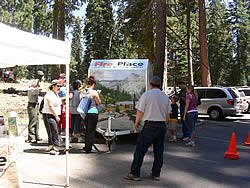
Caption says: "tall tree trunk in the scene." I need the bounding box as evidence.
[155,0,167,89]
[186,0,194,85]
[199,0,211,86]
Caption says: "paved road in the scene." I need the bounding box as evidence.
[20,114,250,188]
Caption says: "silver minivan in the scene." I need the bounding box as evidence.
[196,87,242,120]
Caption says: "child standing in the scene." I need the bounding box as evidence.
[168,96,179,142]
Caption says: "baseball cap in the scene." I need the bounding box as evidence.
[76,80,82,85]
[50,80,60,87]
[150,76,161,86]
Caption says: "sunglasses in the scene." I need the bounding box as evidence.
[53,84,61,88]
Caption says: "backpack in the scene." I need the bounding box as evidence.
[39,98,44,113]
[197,97,201,106]
[77,90,92,119]
[196,94,201,106]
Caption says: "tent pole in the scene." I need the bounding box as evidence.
[65,63,70,187]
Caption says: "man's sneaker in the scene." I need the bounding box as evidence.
[124,173,141,181]
[182,137,190,142]
[150,173,160,181]
[185,141,195,147]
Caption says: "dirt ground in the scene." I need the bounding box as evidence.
[0,80,48,125]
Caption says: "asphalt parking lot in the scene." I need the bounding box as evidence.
[20,114,250,188]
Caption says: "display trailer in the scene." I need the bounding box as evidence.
[88,59,152,151]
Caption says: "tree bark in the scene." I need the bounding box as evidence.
[155,0,167,90]
[186,0,194,85]
[199,0,211,87]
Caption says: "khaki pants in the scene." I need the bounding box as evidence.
[27,102,39,141]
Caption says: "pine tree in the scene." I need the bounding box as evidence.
[0,0,34,32]
[227,0,249,85]
[70,18,85,82]
[83,0,114,66]
[124,0,155,63]
[207,0,234,86]
[109,1,138,59]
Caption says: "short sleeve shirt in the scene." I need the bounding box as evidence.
[70,90,81,114]
[28,79,40,103]
[42,91,62,115]
[186,94,198,112]
[136,88,172,122]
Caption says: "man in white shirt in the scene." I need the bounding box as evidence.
[124,76,171,181]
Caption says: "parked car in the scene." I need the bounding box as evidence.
[230,87,249,113]
[238,87,250,112]
[195,87,242,120]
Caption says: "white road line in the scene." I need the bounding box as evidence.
[168,153,218,164]
[196,136,229,144]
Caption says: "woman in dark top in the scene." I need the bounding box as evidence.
[82,76,101,153]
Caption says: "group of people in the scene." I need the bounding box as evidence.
[168,81,199,147]
[27,72,198,180]
[26,72,101,155]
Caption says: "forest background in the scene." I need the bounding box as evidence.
[0,0,249,88]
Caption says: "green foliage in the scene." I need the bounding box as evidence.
[226,0,249,86]
[83,0,114,66]
[0,0,34,32]
[96,82,132,104]
[123,0,155,62]
[70,18,86,82]
[207,0,234,86]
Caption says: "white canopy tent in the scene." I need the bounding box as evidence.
[0,22,71,187]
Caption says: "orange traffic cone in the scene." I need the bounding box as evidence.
[224,133,240,160]
[244,132,250,146]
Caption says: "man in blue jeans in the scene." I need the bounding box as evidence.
[124,76,171,181]
[177,81,190,140]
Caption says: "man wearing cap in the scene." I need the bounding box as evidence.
[124,76,172,181]
[26,71,44,143]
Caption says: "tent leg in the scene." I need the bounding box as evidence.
[65,64,70,187]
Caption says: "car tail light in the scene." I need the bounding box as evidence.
[227,99,234,105]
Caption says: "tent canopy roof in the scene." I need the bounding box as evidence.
[0,22,71,68]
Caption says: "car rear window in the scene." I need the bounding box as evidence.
[227,88,238,98]
[238,91,245,97]
[205,89,227,98]
[240,89,250,96]
[197,89,206,99]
